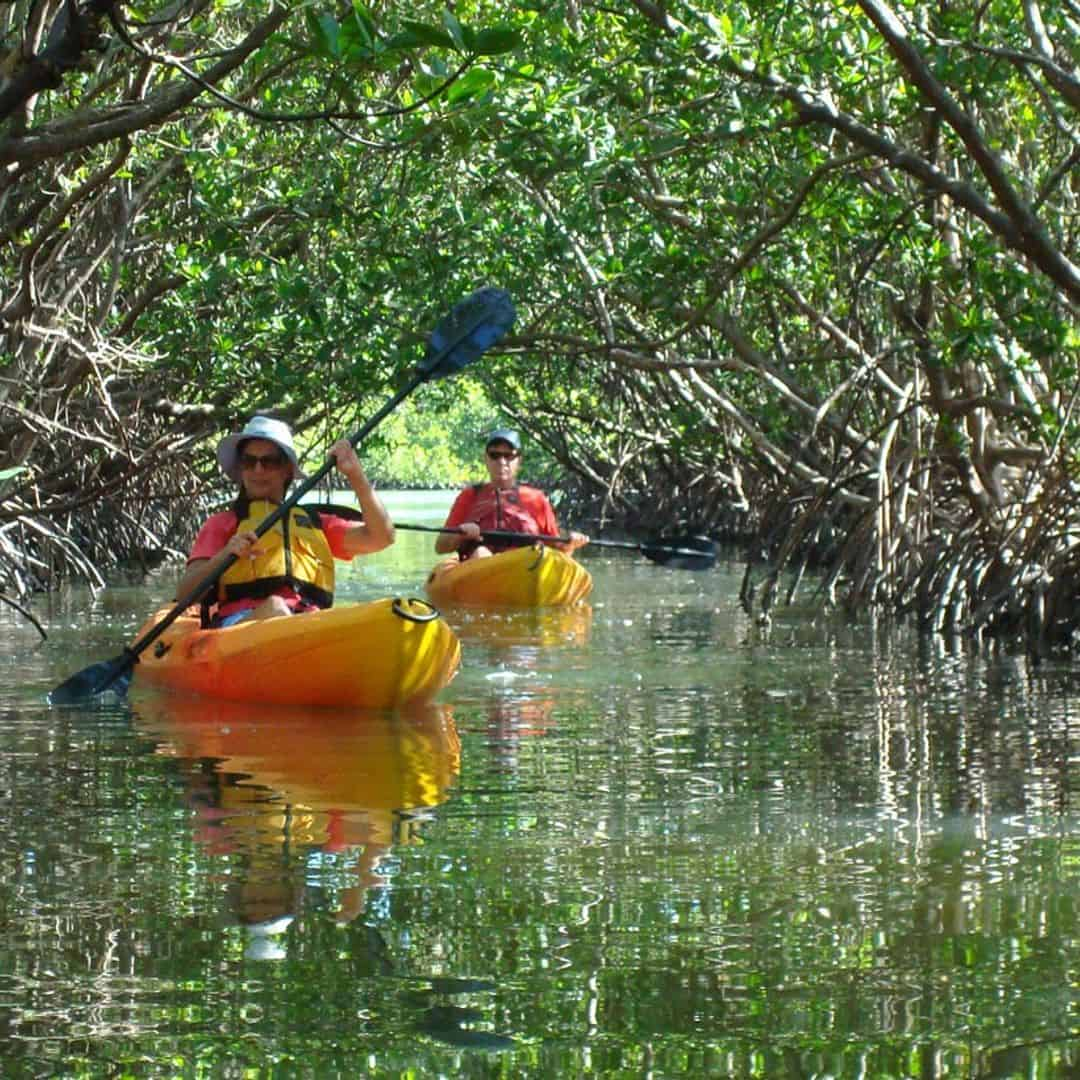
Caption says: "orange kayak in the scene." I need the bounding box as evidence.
[426,543,593,608]
[131,597,460,708]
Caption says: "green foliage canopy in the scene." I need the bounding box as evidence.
[0,0,1077,646]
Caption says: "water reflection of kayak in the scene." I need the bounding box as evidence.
[449,604,593,650]
[132,695,461,825]
[426,544,593,608]
[133,696,461,936]
[130,597,461,708]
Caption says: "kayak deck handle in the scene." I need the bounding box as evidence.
[393,597,441,624]
[526,542,546,572]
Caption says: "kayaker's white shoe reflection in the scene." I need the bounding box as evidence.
[244,915,294,961]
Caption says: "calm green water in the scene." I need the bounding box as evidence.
[3,492,1080,1077]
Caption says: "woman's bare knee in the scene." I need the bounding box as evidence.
[252,596,292,620]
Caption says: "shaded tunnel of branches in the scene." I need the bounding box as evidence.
[1,0,1079,661]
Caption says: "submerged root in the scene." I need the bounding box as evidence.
[0,592,47,638]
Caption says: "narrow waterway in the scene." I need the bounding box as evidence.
[2,491,1080,1077]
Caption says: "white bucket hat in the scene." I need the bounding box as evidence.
[217,415,303,482]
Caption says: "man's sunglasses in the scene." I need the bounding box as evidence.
[487,449,518,461]
[240,452,286,470]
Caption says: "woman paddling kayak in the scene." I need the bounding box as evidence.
[176,415,395,626]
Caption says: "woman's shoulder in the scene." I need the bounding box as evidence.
[197,508,239,536]
[205,508,239,525]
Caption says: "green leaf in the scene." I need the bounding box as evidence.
[383,29,430,51]
[442,9,466,50]
[340,5,378,60]
[394,20,455,49]
[305,11,341,59]
[447,67,495,104]
[472,27,520,56]
[350,1,376,47]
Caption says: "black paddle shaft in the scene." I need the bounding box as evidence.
[394,523,717,568]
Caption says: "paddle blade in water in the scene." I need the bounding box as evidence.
[419,287,516,378]
[48,652,134,705]
[640,534,717,571]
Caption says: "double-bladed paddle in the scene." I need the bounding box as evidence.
[48,286,517,705]
[394,523,717,571]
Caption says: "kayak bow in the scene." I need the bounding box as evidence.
[426,544,593,608]
[131,597,460,708]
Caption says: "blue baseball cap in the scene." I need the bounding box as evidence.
[485,428,521,451]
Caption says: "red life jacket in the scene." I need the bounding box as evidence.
[459,483,550,556]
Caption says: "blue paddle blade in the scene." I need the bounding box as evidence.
[48,652,134,704]
[418,287,516,378]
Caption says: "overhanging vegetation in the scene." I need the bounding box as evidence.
[1,0,1076,654]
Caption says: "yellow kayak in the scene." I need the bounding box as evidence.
[426,543,593,608]
[131,597,460,708]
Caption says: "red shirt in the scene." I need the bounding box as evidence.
[444,483,560,555]
[188,509,355,618]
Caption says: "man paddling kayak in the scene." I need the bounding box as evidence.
[435,428,588,561]
[177,415,395,626]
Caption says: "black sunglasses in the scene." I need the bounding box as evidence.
[486,449,518,461]
[240,452,286,470]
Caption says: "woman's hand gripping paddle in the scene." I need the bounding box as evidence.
[48,287,517,705]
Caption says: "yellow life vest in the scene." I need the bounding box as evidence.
[219,500,335,609]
